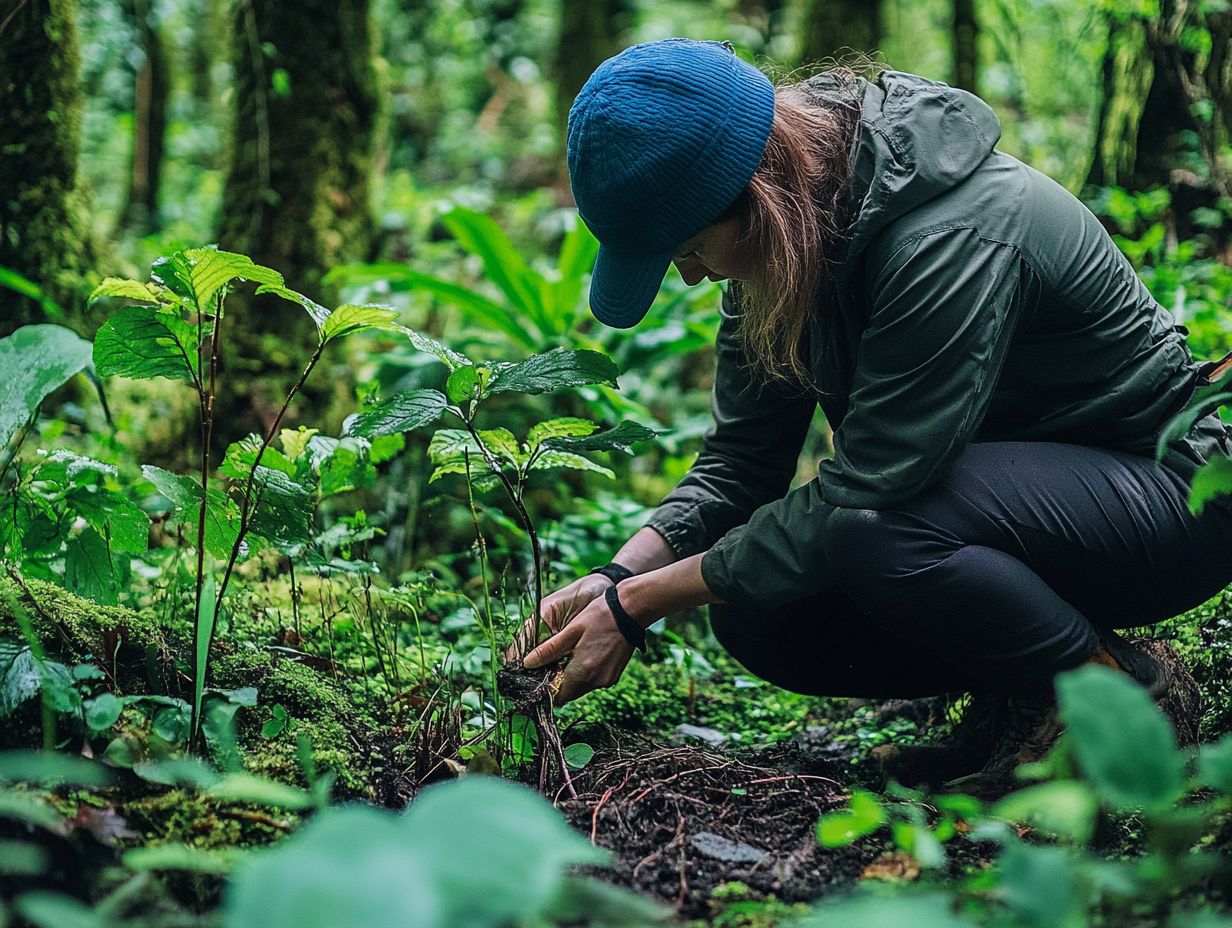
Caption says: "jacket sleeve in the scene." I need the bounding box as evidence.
[642,282,817,558]
[700,227,1026,609]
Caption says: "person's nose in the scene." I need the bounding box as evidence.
[674,257,709,287]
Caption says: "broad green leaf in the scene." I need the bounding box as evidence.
[68,488,149,553]
[254,284,331,328]
[221,436,299,480]
[141,465,243,560]
[185,247,283,310]
[345,389,448,439]
[125,843,245,874]
[441,207,546,323]
[485,348,619,396]
[1199,734,1232,792]
[0,325,93,448]
[131,754,218,788]
[563,742,595,770]
[0,644,43,717]
[992,780,1098,843]
[996,842,1083,928]
[65,527,120,605]
[401,327,472,371]
[527,417,596,450]
[32,449,117,485]
[207,773,315,810]
[15,892,107,928]
[368,433,404,464]
[0,791,63,831]
[1056,664,1184,811]
[317,439,375,496]
[83,693,123,732]
[93,306,196,381]
[529,450,614,479]
[193,567,217,745]
[477,427,521,466]
[279,427,320,461]
[320,304,401,343]
[553,218,600,326]
[540,420,658,455]
[1189,454,1232,514]
[0,750,112,787]
[816,790,887,847]
[445,365,481,404]
[245,467,313,547]
[88,277,159,305]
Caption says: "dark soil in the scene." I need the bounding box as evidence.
[555,740,883,918]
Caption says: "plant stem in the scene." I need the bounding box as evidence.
[189,298,219,748]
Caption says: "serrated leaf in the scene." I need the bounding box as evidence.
[254,284,331,328]
[445,365,481,404]
[540,420,659,455]
[485,348,619,396]
[184,247,283,310]
[245,467,314,547]
[477,428,522,466]
[88,278,159,305]
[320,304,401,343]
[65,527,120,605]
[221,436,299,480]
[93,306,197,382]
[67,488,149,553]
[141,465,243,560]
[318,439,375,496]
[33,449,117,485]
[528,450,614,479]
[0,325,93,448]
[0,644,42,717]
[279,427,319,461]
[401,327,472,371]
[345,389,448,439]
[526,417,596,450]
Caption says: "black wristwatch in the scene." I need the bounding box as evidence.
[605,582,647,652]
[588,561,634,584]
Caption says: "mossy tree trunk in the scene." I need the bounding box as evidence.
[0,0,96,337]
[116,0,168,235]
[1087,0,1232,244]
[216,0,379,442]
[799,0,882,67]
[953,0,979,95]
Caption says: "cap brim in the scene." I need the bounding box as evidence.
[588,244,673,328]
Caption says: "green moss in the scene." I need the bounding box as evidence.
[124,787,294,850]
[210,645,377,797]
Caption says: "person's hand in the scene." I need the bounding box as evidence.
[522,591,636,705]
[504,573,614,664]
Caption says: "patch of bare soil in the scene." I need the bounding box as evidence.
[555,740,883,918]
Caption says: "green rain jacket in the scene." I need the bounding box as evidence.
[643,69,1232,612]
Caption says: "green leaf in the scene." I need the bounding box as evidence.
[142,465,242,560]
[1056,664,1184,811]
[317,439,376,496]
[192,567,217,747]
[320,304,401,343]
[1189,454,1232,514]
[15,892,108,928]
[527,417,596,450]
[184,247,283,310]
[485,348,619,396]
[477,427,521,466]
[125,843,245,874]
[401,326,472,371]
[93,306,197,382]
[83,693,124,732]
[254,284,331,328]
[795,892,979,928]
[245,467,314,548]
[32,449,117,485]
[207,773,316,810]
[992,780,1098,843]
[221,436,299,480]
[131,755,219,788]
[345,389,448,439]
[816,790,887,847]
[67,488,149,553]
[540,420,659,455]
[445,365,481,404]
[563,742,595,770]
[1198,734,1232,792]
[0,750,112,787]
[528,450,614,479]
[65,526,120,605]
[279,427,320,462]
[0,647,78,718]
[88,277,159,305]
[0,267,65,320]
[440,207,546,323]
[0,324,93,448]
[0,791,63,831]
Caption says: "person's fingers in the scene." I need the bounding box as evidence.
[522,623,583,670]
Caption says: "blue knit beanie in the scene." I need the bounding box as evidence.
[567,38,776,328]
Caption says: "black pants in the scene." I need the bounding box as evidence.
[709,441,1232,698]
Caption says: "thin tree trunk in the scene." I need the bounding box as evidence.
[953,0,979,95]
[553,0,627,188]
[117,0,168,235]
[799,0,882,67]
[0,0,95,335]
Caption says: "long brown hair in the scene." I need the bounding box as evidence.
[718,68,866,391]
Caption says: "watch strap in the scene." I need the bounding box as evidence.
[588,561,634,584]
[605,583,647,652]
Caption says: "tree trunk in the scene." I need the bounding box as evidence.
[553,0,628,188]
[952,0,979,95]
[799,0,882,67]
[216,0,379,440]
[1086,0,1231,242]
[117,0,168,235]
[0,0,95,336]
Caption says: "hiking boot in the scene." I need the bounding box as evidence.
[869,691,1009,788]
[944,633,1201,799]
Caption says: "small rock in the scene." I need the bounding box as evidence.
[689,831,767,864]
[674,724,728,746]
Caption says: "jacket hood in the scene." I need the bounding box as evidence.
[798,70,1002,263]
